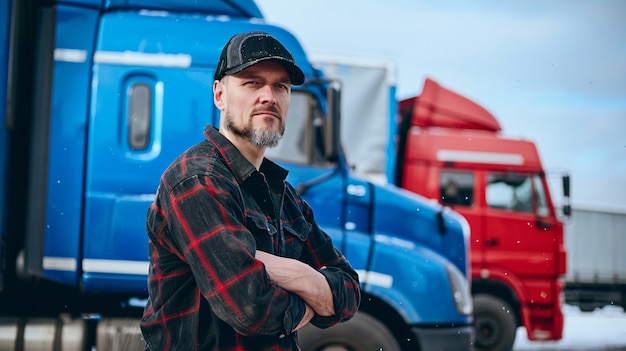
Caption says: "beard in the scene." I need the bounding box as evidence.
[224,109,285,148]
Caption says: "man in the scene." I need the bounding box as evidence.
[140,31,361,350]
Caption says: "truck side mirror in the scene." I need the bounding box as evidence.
[325,81,341,163]
[562,175,571,217]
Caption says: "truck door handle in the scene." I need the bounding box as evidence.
[485,238,498,247]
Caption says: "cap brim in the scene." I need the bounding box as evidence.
[224,56,305,86]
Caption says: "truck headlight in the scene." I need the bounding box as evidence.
[446,263,473,315]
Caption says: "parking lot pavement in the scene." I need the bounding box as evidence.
[513,305,626,351]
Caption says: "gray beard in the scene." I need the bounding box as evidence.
[225,113,284,148]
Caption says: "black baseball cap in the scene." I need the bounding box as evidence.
[214,31,305,85]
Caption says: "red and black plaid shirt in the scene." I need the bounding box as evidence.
[140,126,360,350]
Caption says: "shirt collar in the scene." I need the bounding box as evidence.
[203,125,288,184]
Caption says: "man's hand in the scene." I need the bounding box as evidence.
[256,250,335,317]
[293,304,315,332]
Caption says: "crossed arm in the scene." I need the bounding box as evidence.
[255,251,335,331]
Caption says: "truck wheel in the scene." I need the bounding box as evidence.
[473,294,516,351]
[298,312,400,351]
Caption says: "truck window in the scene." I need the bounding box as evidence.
[486,173,549,216]
[533,174,550,217]
[127,82,152,150]
[440,170,474,206]
[265,91,326,166]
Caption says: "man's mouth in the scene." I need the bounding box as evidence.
[252,107,281,120]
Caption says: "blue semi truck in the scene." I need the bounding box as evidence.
[0,0,473,349]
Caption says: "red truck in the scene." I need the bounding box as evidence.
[396,78,571,351]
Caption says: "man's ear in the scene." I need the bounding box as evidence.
[213,80,225,110]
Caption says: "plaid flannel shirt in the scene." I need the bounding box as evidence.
[140,126,361,350]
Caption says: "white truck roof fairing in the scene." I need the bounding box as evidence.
[312,55,397,181]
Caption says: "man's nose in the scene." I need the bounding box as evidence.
[259,85,277,105]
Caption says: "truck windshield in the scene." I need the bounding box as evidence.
[265,91,327,166]
[486,173,549,216]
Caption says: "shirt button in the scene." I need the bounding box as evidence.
[279,333,286,339]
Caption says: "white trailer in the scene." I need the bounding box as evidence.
[564,206,626,311]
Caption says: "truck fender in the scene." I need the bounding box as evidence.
[360,234,467,324]
[472,268,527,327]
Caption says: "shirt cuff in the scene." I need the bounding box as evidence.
[283,291,306,337]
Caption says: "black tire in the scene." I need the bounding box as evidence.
[473,294,517,351]
[298,312,400,351]
[578,303,596,312]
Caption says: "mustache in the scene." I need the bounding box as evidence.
[251,106,282,119]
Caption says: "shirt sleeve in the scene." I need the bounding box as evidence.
[288,186,362,328]
[162,173,305,337]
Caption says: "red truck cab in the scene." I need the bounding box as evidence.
[396,79,569,351]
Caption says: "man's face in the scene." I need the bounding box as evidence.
[214,61,292,148]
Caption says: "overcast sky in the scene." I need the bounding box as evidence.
[255,0,626,211]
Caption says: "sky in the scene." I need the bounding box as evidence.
[255,0,626,211]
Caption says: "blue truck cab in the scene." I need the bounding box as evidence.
[0,0,473,349]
